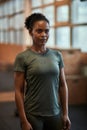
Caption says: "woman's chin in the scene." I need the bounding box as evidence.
[40,41,47,45]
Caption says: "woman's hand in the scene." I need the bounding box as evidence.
[62,115,71,130]
[21,120,33,130]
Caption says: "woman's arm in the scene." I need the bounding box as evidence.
[14,72,32,130]
[59,68,71,130]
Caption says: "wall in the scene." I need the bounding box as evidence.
[59,49,81,75]
[0,44,25,65]
[59,49,87,105]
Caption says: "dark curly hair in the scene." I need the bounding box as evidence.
[25,13,49,30]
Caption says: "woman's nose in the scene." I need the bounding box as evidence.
[41,31,47,36]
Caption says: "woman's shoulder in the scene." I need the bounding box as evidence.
[49,48,62,56]
[15,49,30,61]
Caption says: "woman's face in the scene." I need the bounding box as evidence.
[30,20,50,46]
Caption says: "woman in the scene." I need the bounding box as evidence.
[14,13,71,130]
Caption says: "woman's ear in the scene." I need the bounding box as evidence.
[29,29,33,36]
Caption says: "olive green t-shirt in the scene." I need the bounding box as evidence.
[14,48,64,117]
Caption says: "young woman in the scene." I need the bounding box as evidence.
[14,13,71,130]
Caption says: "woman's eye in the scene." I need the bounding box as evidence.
[36,29,49,34]
[37,29,42,33]
[45,29,49,34]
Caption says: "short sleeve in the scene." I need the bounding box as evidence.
[14,54,25,72]
[59,52,64,68]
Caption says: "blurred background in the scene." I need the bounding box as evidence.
[0,0,87,130]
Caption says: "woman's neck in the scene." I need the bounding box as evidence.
[31,45,47,53]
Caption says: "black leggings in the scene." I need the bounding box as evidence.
[27,113,63,130]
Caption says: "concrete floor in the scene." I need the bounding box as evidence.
[0,101,87,130]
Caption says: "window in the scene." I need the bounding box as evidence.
[71,0,87,24]
[72,26,87,52]
[31,0,42,7]
[56,27,70,48]
[0,0,24,45]
[43,6,55,26]
[46,28,55,47]
[43,0,54,4]
[56,5,69,22]
[71,0,87,52]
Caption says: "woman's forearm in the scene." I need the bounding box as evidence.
[59,84,68,116]
[14,72,27,123]
[14,72,33,130]
[15,89,27,123]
